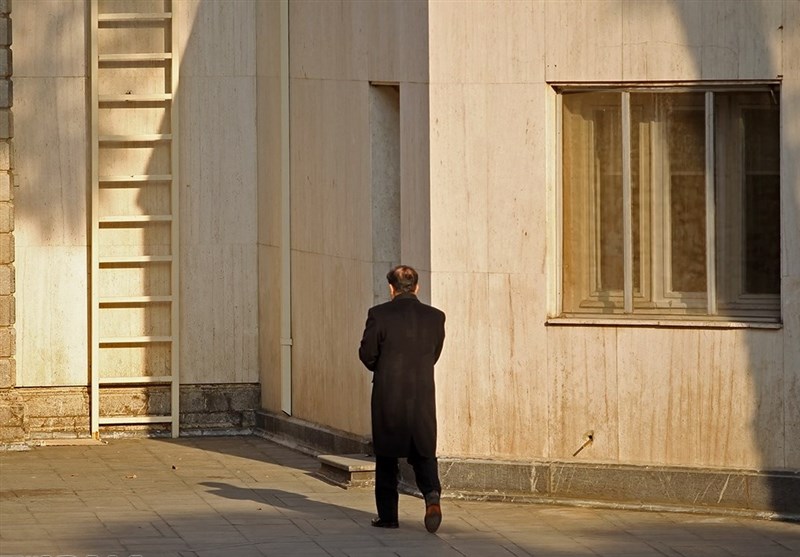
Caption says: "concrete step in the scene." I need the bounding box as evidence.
[317,454,375,488]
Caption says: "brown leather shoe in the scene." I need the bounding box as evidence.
[424,502,442,533]
[371,517,399,529]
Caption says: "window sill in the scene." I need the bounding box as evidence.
[546,317,782,330]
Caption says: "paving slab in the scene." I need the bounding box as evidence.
[1,436,798,557]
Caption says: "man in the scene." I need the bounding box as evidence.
[358,265,446,533]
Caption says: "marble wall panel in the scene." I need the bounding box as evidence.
[13,77,87,248]
[173,1,261,386]
[743,329,787,470]
[547,326,618,462]
[179,76,257,246]
[289,78,371,261]
[484,84,542,275]
[256,0,282,80]
[429,84,489,273]
[256,80,282,248]
[13,73,88,389]
[429,0,544,85]
[784,278,800,469]
[254,1,284,414]
[16,246,88,387]
[176,0,256,78]
[783,0,800,471]
[614,328,783,469]
[181,243,259,384]
[431,270,550,458]
[783,84,800,279]
[255,0,282,247]
[258,244,282,414]
[14,0,85,78]
[290,251,372,436]
[699,0,782,80]
[623,0,782,81]
[622,1,705,81]
[544,0,624,82]
[432,271,491,456]
[485,272,549,457]
[289,0,368,82]
[430,83,545,275]
[365,0,429,84]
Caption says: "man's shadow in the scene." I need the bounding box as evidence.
[199,481,374,523]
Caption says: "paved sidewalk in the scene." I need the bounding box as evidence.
[1,437,798,557]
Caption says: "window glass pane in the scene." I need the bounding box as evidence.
[629,97,652,300]
[665,95,706,293]
[743,105,780,294]
[596,107,623,291]
[715,91,780,312]
[562,92,623,312]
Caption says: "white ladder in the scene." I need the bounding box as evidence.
[89,0,180,438]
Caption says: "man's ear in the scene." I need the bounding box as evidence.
[413,284,420,295]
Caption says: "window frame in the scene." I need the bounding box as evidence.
[550,82,782,327]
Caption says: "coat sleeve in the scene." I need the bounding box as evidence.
[433,311,446,364]
[358,309,380,372]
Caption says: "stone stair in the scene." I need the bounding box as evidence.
[317,454,376,488]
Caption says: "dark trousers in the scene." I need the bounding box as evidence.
[374,440,441,522]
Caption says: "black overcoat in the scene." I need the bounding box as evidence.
[358,293,446,458]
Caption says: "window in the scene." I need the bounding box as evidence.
[560,86,780,321]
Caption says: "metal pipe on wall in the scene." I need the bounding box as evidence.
[280,0,292,415]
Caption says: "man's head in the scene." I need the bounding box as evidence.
[386,265,419,298]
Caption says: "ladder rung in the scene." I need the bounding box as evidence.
[99,174,172,183]
[99,376,173,385]
[99,94,172,103]
[98,12,173,23]
[99,53,173,63]
[98,416,173,425]
[99,336,173,345]
[99,255,172,264]
[99,134,172,143]
[99,296,172,305]
[99,215,172,224]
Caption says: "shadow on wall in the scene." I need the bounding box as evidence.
[659,0,798,518]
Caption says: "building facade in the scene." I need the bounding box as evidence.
[1,0,798,517]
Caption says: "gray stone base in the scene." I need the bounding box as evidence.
[0,383,260,444]
[255,409,372,455]
[256,410,800,520]
[429,459,800,520]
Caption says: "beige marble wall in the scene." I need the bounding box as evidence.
[176,0,259,384]
[425,0,798,471]
[428,0,549,459]
[14,0,260,387]
[543,0,783,82]
[255,0,431,434]
[14,0,88,386]
[255,0,282,414]
[13,0,797,470]
[781,0,800,470]
[286,72,373,435]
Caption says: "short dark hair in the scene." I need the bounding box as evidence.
[386,265,418,294]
